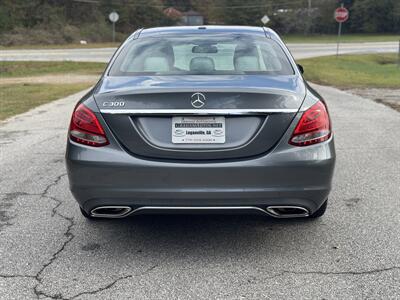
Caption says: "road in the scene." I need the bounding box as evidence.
[0,83,399,299]
[0,41,398,62]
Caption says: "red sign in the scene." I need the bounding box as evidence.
[335,7,349,23]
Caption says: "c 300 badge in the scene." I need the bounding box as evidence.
[103,100,125,107]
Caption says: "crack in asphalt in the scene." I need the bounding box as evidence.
[0,274,35,279]
[41,173,67,198]
[68,264,159,300]
[1,192,41,202]
[231,266,400,296]
[267,266,400,280]
[68,275,134,300]
[31,265,159,300]
[20,173,77,300]
[235,266,400,294]
[32,212,74,299]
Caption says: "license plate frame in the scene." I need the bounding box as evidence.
[172,116,226,144]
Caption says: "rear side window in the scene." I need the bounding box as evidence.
[109,34,294,76]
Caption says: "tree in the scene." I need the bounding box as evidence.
[349,0,400,33]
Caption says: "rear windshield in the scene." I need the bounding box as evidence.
[109,34,294,76]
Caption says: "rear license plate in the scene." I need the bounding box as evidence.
[172,116,225,144]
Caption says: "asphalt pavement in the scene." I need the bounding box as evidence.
[0,83,399,299]
[0,41,398,62]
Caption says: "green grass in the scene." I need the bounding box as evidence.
[0,42,120,50]
[0,83,92,121]
[283,34,400,44]
[298,53,400,89]
[0,61,106,120]
[0,61,107,78]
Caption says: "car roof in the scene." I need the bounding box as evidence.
[138,25,268,38]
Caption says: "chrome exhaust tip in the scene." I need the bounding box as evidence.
[265,206,310,218]
[90,206,132,218]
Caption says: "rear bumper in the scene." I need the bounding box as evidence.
[66,136,335,216]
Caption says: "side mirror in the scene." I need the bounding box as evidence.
[297,64,304,74]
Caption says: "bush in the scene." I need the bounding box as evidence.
[62,25,81,43]
[0,27,65,46]
[0,22,126,46]
[79,22,111,43]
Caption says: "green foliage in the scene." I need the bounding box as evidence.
[213,0,269,26]
[0,2,13,32]
[349,0,400,33]
[0,0,399,46]
[117,1,175,32]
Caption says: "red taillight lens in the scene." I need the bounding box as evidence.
[69,103,109,147]
[289,101,331,147]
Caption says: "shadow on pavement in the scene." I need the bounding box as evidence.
[77,214,324,259]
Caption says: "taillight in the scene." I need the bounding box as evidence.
[69,103,109,147]
[289,101,331,146]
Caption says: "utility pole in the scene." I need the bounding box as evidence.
[112,22,115,43]
[398,40,400,68]
[306,0,312,35]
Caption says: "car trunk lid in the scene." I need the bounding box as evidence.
[95,75,305,160]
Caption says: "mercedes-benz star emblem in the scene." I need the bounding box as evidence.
[190,92,206,108]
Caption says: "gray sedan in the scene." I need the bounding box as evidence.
[66,26,335,220]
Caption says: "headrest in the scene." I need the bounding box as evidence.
[143,56,170,72]
[234,45,258,58]
[189,57,215,72]
[233,45,260,71]
[235,56,260,71]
